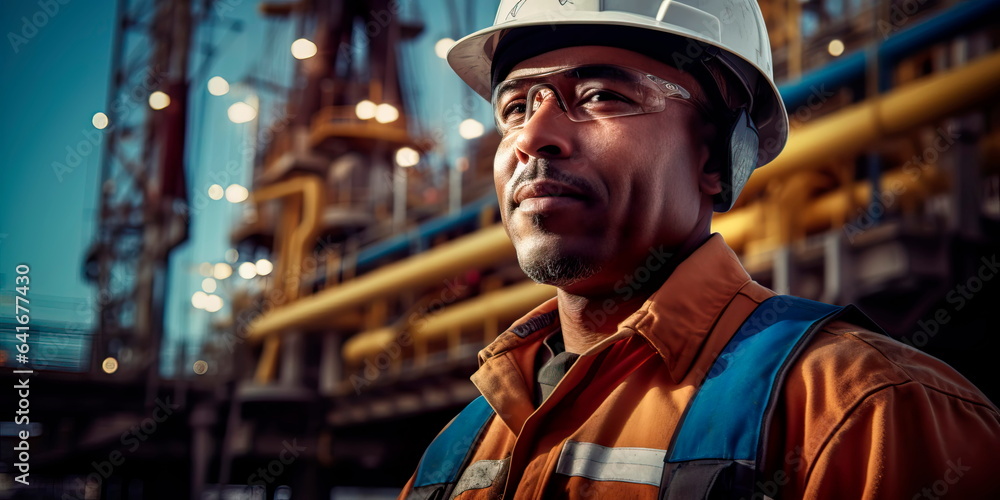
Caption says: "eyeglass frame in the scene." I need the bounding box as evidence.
[491,63,712,135]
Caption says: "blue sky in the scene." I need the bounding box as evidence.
[0,1,114,330]
[0,1,494,374]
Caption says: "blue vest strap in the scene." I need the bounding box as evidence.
[661,295,844,499]
[408,395,495,499]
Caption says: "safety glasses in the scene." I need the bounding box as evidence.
[491,64,703,135]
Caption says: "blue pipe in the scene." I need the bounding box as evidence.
[355,192,498,267]
[778,0,1000,109]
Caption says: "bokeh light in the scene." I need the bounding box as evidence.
[225,184,249,203]
[291,38,318,59]
[238,261,257,279]
[255,258,274,276]
[434,38,455,59]
[227,102,257,123]
[374,103,399,123]
[148,91,170,110]
[213,263,232,280]
[92,112,109,129]
[207,76,230,96]
[395,147,420,167]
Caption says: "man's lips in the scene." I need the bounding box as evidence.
[512,180,588,206]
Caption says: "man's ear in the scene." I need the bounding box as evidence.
[698,130,723,197]
[700,167,723,196]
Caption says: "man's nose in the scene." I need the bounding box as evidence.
[514,87,574,163]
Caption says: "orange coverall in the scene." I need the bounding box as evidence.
[398,234,1000,499]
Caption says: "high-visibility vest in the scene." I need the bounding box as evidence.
[407,296,855,499]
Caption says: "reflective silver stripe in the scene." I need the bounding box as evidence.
[555,440,666,486]
[452,458,508,497]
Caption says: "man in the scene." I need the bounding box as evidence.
[398,1,1000,498]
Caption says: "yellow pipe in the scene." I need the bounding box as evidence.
[774,171,832,245]
[342,281,556,364]
[343,327,396,362]
[256,339,281,385]
[711,203,763,250]
[248,224,515,341]
[745,51,1000,196]
[714,165,947,250]
[246,175,325,383]
[249,175,325,301]
[802,165,947,231]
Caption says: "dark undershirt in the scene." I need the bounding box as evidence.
[534,329,580,406]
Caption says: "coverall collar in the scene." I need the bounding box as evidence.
[476,233,753,384]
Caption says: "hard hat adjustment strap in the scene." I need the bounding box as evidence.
[714,107,759,212]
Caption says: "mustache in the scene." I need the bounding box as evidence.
[509,158,598,205]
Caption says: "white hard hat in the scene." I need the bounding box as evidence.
[448,0,789,210]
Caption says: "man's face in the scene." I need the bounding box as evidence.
[493,46,721,295]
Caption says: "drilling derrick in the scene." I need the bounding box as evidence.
[84,0,193,395]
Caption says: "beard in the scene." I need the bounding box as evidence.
[516,214,602,287]
[519,253,600,287]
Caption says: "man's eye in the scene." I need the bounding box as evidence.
[501,100,527,122]
[580,90,631,104]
